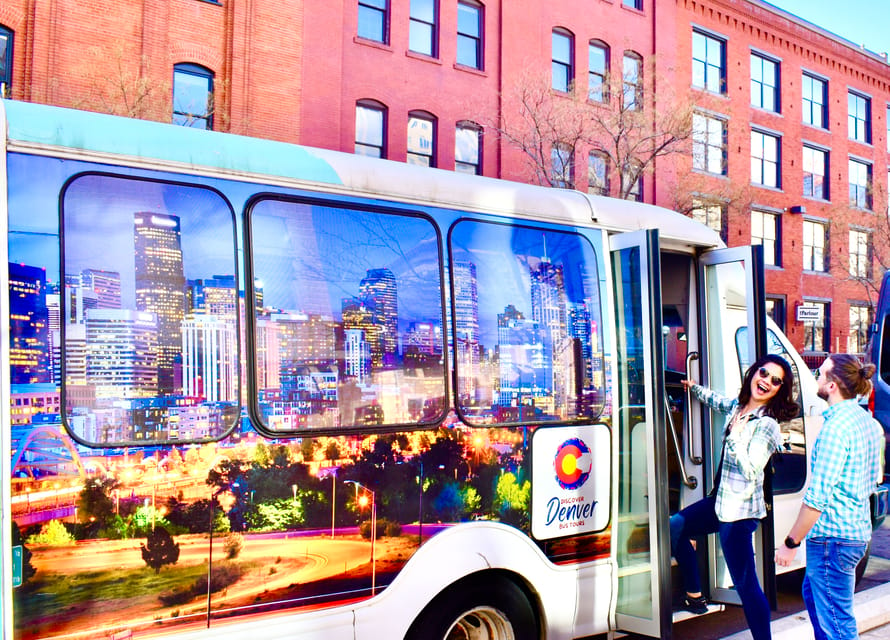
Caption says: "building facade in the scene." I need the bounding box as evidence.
[2,0,888,360]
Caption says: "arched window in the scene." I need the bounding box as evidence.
[552,28,574,92]
[356,100,388,158]
[588,40,609,103]
[172,63,214,130]
[622,51,642,110]
[0,25,13,98]
[408,110,437,167]
[456,121,482,175]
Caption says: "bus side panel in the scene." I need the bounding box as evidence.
[6,149,615,639]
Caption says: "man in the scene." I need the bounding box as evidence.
[776,354,883,640]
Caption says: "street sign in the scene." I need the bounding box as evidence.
[12,545,23,587]
[796,305,822,322]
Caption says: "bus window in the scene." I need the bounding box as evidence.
[247,198,446,432]
[61,174,240,445]
[448,221,604,425]
[735,327,806,493]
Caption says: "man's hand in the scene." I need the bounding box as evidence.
[775,543,797,567]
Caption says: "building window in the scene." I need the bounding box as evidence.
[356,101,387,158]
[802,73,827,129]
[455,121,482,175]
[849,229,872,279]
[802,300,829,353]
[623,0,643,9]
[802,219,827,272]
[849,304,870,354]
[551,144,574,188]
[802,146,828,200]
[751,52,779,113]
[407,112,436,167]
[0,26,12,98]
[456,1,483,69]
[849,158,873,209]
[623,52,642,110]
[588,41,609,103]
[409,0,438,57]
[751,210,780,267]
[692,30,725,94]
[848,91,871,144]
[692,112,726,175]
[552,29,574,92]
[588,152,610,195]
[766,296,785,332]
[172,63,214,130]
[623,162,642,201]
[751,130,780,188]
[691,198,726,240]
[358,0,389,43]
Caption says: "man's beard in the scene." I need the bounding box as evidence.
[817,387,829,402]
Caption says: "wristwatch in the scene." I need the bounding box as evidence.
[784,535,800,549]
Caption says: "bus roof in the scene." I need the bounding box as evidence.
[2,99,721,250]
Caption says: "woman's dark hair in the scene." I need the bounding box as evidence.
[827,354,876,399]
[738,353,798,422]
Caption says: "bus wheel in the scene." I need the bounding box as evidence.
[405,574,537,640]
[855,541,871,585]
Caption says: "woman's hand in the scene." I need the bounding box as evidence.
[681,379,695,391]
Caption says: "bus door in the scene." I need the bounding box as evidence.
[610,229,672,639]
[696,246,771,606]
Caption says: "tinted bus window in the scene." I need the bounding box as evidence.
[449,221,605,425]
[248,198,445,432]
[61,174,239,445]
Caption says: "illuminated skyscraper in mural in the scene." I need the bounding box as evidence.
[453,261,480,401]
[9,262,50,384]
[359,268,398,367]
[134,212,186,394]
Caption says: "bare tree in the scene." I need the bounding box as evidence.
[485,61,696,198]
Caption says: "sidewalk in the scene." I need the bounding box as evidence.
[720,580,890,640]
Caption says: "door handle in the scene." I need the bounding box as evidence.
[685,352,703,465]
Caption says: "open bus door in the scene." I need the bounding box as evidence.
[610,229,672,639]
[696,246,774,608]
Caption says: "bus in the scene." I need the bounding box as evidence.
[0,99,836,640]
[868,270,890,485]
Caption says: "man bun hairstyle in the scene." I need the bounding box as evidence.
[827,354,875,399]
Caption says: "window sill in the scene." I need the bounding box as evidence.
[406,50,442,65]
[802,270,831,277]
[454,63,487,77]
[750,183,784,193]
[354,36,393,52]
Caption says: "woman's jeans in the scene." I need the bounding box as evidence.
[670,496,771,640]
[802,537,868,640]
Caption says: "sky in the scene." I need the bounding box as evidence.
[765,0,890,56]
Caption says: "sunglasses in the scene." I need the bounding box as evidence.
[757,367,784,387]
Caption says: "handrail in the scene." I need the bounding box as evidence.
[685,352,704,465]
[665,394,698,489]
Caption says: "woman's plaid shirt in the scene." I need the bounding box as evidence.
[690,384,783,522]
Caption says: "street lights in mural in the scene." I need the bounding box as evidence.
[207,481,239,628]
[344,480,376,595]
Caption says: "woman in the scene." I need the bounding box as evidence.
[670,353,798,640]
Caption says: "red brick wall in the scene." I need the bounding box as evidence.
[3,0,889,354]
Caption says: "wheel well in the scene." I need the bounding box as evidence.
[404,569,543,639]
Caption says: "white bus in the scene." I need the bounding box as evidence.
[1,99,834,640]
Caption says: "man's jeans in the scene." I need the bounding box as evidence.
[670,496,772,640]
[803,537,868,640]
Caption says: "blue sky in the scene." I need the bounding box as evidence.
[766,1,890,55]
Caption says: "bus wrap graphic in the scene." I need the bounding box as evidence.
[531,425,610,540]
[553,437,592,490]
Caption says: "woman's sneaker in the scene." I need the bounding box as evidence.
[682,594,708,615]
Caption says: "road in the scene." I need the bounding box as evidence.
[662,517,890,640]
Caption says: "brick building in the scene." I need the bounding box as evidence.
[1,0,888,361]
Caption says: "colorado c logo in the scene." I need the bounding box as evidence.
[554,437,593,490]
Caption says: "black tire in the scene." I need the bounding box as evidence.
[855,541,871,585]
[405,573,538,640]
